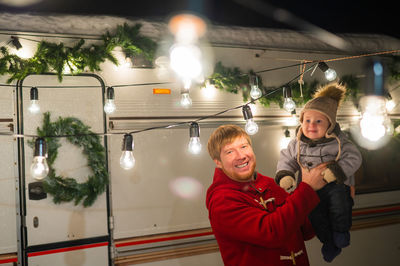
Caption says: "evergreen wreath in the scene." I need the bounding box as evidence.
[33,112,108,207]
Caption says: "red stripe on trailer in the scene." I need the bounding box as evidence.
[352,205,400,217]
[115,231,214,248]
[0,257,18,264]
[27,242,108,257]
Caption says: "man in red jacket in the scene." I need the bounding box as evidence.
[206,124,327,266]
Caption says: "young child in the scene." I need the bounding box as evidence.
[275,82,362,262]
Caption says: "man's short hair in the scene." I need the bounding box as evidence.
[207,124,252,161]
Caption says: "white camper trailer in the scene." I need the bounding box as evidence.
[0,13,399,266]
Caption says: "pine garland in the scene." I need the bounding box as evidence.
[207,61,364,109]
[208,56,400,108]
[208,56,400,110]
[32,112,108,207]
[0,23,157,83]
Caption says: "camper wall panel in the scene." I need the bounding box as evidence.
[110,125,215,239]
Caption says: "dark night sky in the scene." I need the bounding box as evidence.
[0,0,399,39]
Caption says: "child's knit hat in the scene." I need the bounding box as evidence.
[299,82,346,136]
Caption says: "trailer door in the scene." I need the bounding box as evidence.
[16,74,111,266]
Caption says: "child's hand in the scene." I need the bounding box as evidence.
[279,176,296,191]
[322,168,337,183]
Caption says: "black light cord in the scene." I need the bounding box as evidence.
[0,63,317,139]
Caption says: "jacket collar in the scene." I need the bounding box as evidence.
[206,168,271,205]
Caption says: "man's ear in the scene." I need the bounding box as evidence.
[214,159,222,168]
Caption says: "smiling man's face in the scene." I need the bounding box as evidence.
[214,136,256,182]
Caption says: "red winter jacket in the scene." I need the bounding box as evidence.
[206,168,319,266]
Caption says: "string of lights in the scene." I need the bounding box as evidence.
[0,45,398,173]
[2,48,399,139]
[21,62,318,175]
[1,62,318,140]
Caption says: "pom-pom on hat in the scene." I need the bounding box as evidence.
[300,82,346,135]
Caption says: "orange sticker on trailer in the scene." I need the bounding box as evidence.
[153,88,171,94]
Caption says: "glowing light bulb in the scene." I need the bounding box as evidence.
[359,95,392,142]
[30,138,49,180]
[351,60,394,150]
[120,151,135,170]
[28,87,40,114]
[250,85,262,99]
[242,105,258,135]
[31,156,49,180]
[170,44,202,82]
[245,119,259,135]
[318,62,337,81]
[279,129,291,150]
[324,68,337,81]
[104,87,116,114]
[386,99,395,112]
[283,97,296,112]
[202,80,216,99]
[282,87,296,112]
[104,99,116,114]
[28,100,40,114]
[188,122,201,154]
[180,92,192,108]
[249,74,262,99]
[188,137,201,154]
[120,134,135,170]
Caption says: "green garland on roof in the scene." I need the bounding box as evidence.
[0,23,157,83]
[207,55,400,109]
[207,61,363,109]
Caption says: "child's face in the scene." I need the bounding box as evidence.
[302,110,330,140]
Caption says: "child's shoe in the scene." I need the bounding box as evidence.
[321,243,341,262]
[333,231,350,248]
